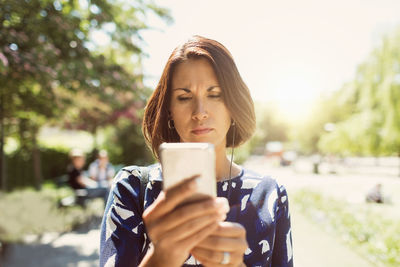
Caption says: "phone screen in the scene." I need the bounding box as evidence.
[160,142,216,200]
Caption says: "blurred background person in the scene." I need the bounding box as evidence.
[67,148,109,207]
[67,148,95,190]
[366,183,384,204]
[88,149,115,189]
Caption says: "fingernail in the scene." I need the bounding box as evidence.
[188,179,197,190]
[215,197,230,213]
[217,212,227,221]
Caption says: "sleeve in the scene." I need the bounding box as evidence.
[107,164,116,179]
[271,184,294,267]
[88,162,97,179]
[100,168,149,267]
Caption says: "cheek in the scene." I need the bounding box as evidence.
[170,100,185,117]
[170,110,187,137]
[223,116,232,133]
[218,106,231,127]
[171,108,186,125]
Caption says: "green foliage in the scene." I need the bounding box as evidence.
[0,0,170,133]
[256,103,289,144]
[0,186,104,243]
[39,146,70,179]
[0,0,171,189]
[231,136,258,164]
[5,146,69,190]
[289,91,352,155]
[294,190,400,267]
[103,118,154,166]
[244,102,291,158]
[318,27,400,157]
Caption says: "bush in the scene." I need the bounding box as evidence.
[0,184,104,243]
[293,190,400,267]
[5,147,70,190]
[103,120,154,166]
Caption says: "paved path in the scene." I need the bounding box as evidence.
[291,205,373,267]
[2,222,101,267]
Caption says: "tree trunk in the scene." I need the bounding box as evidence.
[0,90,6,191]
[92,126,98,150]
[32,133,42,190]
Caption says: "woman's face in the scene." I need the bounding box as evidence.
[169,58,231,151]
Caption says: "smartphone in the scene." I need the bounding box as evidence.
[159,142,216,203]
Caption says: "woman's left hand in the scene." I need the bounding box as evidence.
[190,221,248,267]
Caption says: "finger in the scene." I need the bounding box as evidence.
[195,236,248,252]
[199,259,240,267]
[156,220,219,254]
[190,247,243,266]
[156,212,222,244]
[143,175,199,220]
[179,220,220,251]
[149,198,229,238]
[210,221,247,238]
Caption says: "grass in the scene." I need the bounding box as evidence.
[0,183,104,243]
[293,189,400,267]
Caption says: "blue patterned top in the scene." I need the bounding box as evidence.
[100,164,293,267]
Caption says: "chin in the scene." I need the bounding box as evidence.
[194,138,223,148]
[182,133,225,147]
[187,139,212,143]
[183,136,213,144]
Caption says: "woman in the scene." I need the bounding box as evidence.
[100,36,293,267]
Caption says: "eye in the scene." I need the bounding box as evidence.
[177,96,192,101]
[208,93,221,99]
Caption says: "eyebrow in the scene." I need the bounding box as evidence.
[172,86,221,92]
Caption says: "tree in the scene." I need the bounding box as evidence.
[257,104,289,144]
[0,0,171,190]
[288,89,352,155]
[318,27,400,175]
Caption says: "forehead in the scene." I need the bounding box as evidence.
[171,58,218,86]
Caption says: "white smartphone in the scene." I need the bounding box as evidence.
[159,142,216,202]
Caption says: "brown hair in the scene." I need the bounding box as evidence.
[142,36,256,159]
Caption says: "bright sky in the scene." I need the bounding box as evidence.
[139,0,400,119]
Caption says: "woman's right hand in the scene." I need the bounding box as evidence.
[140,176,229,267]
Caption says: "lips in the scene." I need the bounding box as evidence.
[191,127,213,135]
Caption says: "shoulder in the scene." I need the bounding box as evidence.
[108,164,161,210]
[111,164,161,192]
[113,163,160,181]
[240,168,288,202]
[89,159,99,167]
[240,168,278,190]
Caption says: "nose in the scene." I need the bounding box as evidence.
[191,98,208,121]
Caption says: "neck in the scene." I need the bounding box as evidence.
[215,145,239,181]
